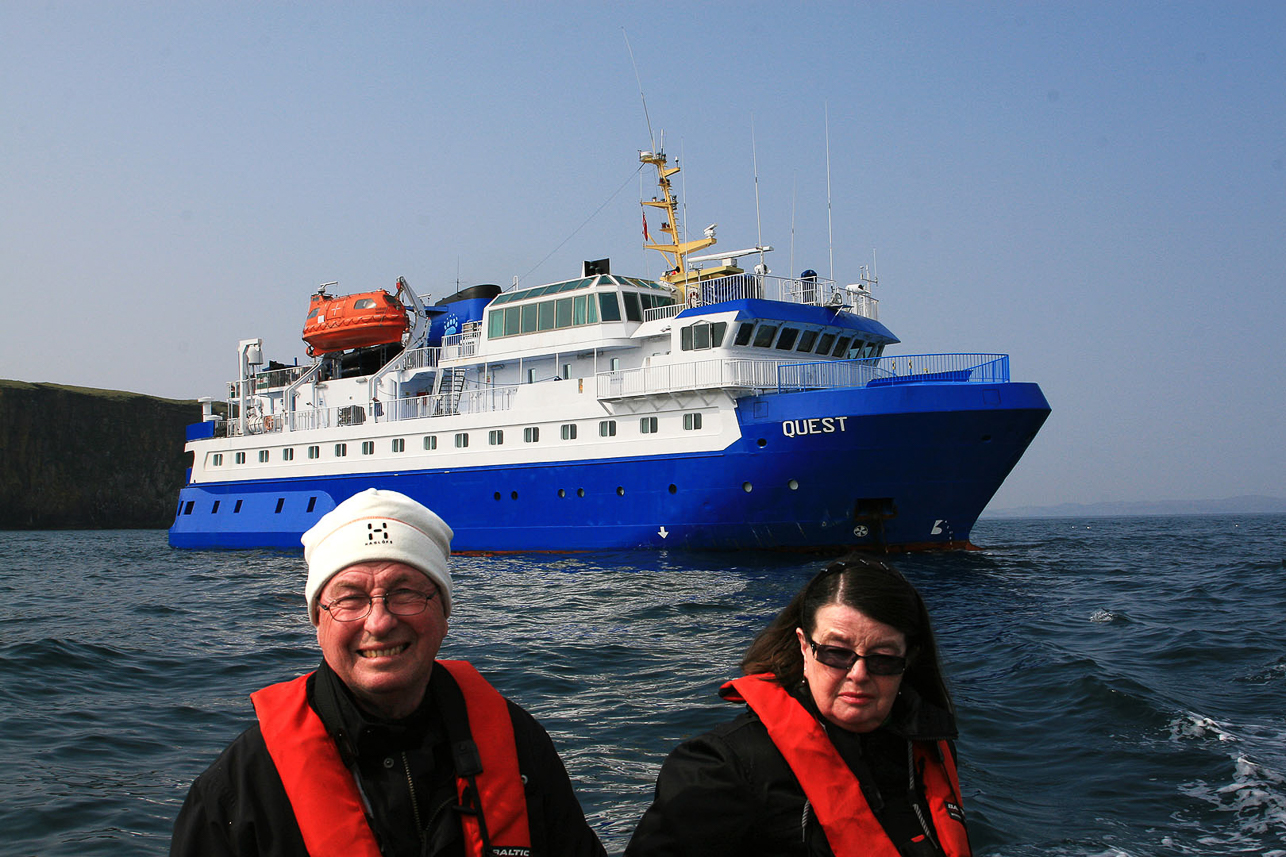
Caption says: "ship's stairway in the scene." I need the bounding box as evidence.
[430,367,468,415]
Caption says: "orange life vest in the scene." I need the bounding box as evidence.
[251,660,532,857]
[722,674,971,857]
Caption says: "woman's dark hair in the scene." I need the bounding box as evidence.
[740,556,954,712]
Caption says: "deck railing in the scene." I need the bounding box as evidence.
[655,273,880,320]
[599,353,1010,400]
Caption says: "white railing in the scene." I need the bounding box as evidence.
[597,358,783,398]
[599,353,1010,400]
[674,273,879,320]
[441,329,481,359]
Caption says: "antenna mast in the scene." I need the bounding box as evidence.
[752,116,766,274]
[825,103,835,284]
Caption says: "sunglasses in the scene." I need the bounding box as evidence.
[808,638,907,676]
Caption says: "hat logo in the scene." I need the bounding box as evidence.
[366,522,392,545]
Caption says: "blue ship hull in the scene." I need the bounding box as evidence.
[169,381,1050,552]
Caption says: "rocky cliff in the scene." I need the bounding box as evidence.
[0,380,202,529]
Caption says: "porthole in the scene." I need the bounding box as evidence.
[668,484,677,494]
[616,487,625,496]
[742,482,753,493]
[757,438,767,447]
[511,491,519,500]
[558,488,566,498]
[788,479,799,491]
[494,492,502,501]
[577,488,585,498]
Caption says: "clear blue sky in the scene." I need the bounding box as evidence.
[3,2,1282,510]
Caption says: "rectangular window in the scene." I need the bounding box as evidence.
[538,301,555,331]
[752,325,779,348]
[561,363,571,380]
[335,443,347,457]
[455,433,469,448]
[282,448,295,461]
[775,328,799,350]
[258,450,269,463]
[711,321,727,347]
[622,292,643,321]
[212,453,223,466]
[489,430,504,445]
[640,416,658,434]
[684,412,703,430]
[524,427,540,443]
[599,420,617,437]
[573,294,588,325]
[488,309,505,338]
[308,445,320,459]
[598,292,622,322]
[361,441,375,455]
[555,297,573,328]
[560,423,578,440]
[610,357,621,371]
[234,499,243,513]
[832,336,853,358]
[680,326,693,351]
[503,306,521,336]
[693,324,711,350]
[734,322,755,346]
[235,451,246,464]
[527,368,537,384]
[423,436,438,450]
[521,303,538,333]
[797,330,819,352]
[816,333,836,356]
[212,500,221,514]
[274,498,284,514]
[392,438,405,453]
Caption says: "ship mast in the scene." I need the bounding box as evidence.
[639,145,716,299]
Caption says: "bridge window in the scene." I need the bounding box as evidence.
[622,292,643,321]
[735,322,755,346]
[817,333,836,355]
[753,324,779,348]
[797,330,819,352]
[599,293,622,321]
[832,336,852,358]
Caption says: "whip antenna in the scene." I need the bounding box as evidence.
[752,114,766,274]
[622,29,655,153]
[826,102,835,284]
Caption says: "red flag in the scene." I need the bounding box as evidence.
[642,213,650,242]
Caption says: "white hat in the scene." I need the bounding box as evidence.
[302,488,454,624]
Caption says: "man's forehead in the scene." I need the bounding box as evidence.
[326,561,434,591]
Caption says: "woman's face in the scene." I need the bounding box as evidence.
[797,603,907,733]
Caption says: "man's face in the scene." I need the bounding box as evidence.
[315,560,448,719]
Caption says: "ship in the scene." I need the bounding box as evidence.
[169,144,1050,552]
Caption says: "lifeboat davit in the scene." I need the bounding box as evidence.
[302,284,409,356]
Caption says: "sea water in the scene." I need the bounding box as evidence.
[1,515,1284,856]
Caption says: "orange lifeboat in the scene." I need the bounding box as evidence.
[302,283,409,356]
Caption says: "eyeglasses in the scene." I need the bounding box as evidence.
[320,588,438,622]
[807,638,907,676]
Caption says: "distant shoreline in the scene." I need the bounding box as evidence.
[983,495,1286,519]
